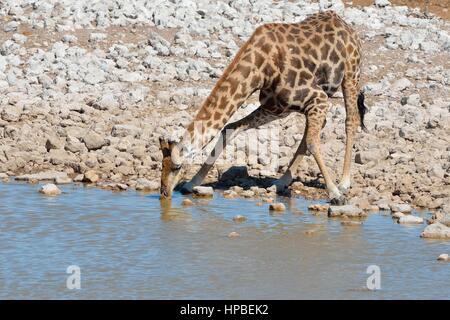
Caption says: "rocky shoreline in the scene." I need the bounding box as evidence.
[0,1,449,235]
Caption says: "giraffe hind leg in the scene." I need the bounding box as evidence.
[305,97,345,204]
[337,75,361,194]
[273,120,308,195]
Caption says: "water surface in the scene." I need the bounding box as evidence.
[0,181,448,299]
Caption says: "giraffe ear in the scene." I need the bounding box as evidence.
[159,136,169,150]
[167,138,177,150]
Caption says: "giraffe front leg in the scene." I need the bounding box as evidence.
[180,126,236,194]
[183,108,277,193]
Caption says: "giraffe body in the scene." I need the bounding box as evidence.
[160,11,366,204]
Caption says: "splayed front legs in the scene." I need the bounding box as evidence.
[181,108,278,193]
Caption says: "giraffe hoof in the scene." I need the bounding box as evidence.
[338,185,349,195]
[272,182,291,196]
[277,187,292,197]
[330,196,347,206]
[337,181,351,195]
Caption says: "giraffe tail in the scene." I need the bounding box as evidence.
[357,91,368,133]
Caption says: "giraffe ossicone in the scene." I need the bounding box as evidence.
[160,10,367,203]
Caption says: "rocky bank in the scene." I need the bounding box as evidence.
[0,1,448,227]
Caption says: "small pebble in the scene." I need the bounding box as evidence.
[39,183,61,196]
[223,190,237,199]
[269,203,286,212]
[437,254,449,262]
[116,183,128,190]
[392,212,405,219]
[73,174,84,182]
[228,231,240,238]
[233,215,247,223]
[308,204,329,211]
[182,199,193,206]
[341,221,363,226]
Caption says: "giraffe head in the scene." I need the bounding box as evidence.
[159,137,185,199]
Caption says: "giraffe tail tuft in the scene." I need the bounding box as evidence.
[357,91,368,133]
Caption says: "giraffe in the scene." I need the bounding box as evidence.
[159,10,367,204]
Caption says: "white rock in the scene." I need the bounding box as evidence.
[82,132,109,151]
[39,183,61,196]
[12,33,27,44]
[228,231,240,238]
[437,254,449,262]
[97,93,119,110]
[4,21,19,32]
[148,33,171,56]
[390,203,413,213]
[193,186,214,197]
[0,56,7,72]
[62,34,78,43]
[398,215,424,224]
[392,78,412,92]
[84,69,106,85]
[55,176,73,184]
[375,0,391,7]
[135,178,159,191]
[1,106,21,122]
[89,33,107,42]
[328,205,366,217]
[401,94,421,107]
[392,212,405,219]
[355,150,386,164]
[16,171,69,182]
[421,223,450,239]
[111,124,141,138]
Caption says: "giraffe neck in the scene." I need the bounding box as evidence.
[178,41,262,161]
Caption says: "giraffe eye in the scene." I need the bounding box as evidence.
[172,163,182,171]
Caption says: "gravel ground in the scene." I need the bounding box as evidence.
[0,0,449,231]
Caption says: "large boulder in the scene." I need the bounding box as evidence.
[421,223,450,239]
[397,215,424,224]
[328,205,366,218]
[193,186,214,197]
[135,178,159,191]
[82,132,109,151]
[16,171,68,182]
[390,203,413,213]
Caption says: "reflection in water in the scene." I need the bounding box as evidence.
[159,197,173,216]
[0,181,449,299]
